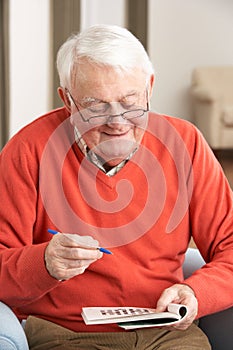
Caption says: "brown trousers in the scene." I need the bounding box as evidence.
[24,316,211,350]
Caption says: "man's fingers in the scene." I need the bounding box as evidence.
[56,245,102,260]
[156,284,198,330]
[44,233,103,280]
[49,260,95,280]
[58,233,99,249]
[156,287,179,312]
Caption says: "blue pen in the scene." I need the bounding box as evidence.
[47,229,112,255]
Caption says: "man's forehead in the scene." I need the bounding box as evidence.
[72,62,147,98]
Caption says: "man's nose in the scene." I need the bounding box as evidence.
[106,103,127,125]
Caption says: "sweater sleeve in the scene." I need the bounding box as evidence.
[0,136,60,307]
[184,127,233,318]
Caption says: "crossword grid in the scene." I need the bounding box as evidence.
[100,308,151,316]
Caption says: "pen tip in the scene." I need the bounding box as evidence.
[98,247,113,255]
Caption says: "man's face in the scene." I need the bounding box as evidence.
[69,60,154,167]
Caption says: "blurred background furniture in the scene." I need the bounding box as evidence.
[0,248,232,349]
[191,66,233,150]
[183,248,233,350]
[0,301,29,349]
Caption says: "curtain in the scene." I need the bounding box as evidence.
[0,0,9,150]
[51,0,148,108]
[51,0,81,109]
[127,0,148,50]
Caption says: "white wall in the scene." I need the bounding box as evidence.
[80,0,126,30]
[9,0,51,137]
[9,0,126,137]
[10,0,232,135]
[148,0,233,120]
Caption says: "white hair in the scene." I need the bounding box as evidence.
[56,24,154,89]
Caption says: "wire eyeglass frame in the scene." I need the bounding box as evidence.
[65,88,149,125]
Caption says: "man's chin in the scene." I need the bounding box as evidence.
[98,147,135,165]
[98,140,137,158]
[98,151,129,165]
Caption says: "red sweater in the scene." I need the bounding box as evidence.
[0,107,232,332]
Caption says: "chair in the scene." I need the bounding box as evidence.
[183,248,233,350]
[191,66,233,150]
[0,248,232,349]
[0,301,29,349]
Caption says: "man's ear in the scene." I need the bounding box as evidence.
[57,87,71,113]
[148,74,155,99]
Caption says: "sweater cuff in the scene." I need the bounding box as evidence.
[184,275,219,319]
[17,243,61,303]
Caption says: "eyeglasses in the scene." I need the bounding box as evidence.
[66,88,149,125]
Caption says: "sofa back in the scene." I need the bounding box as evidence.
[192,66,233,104]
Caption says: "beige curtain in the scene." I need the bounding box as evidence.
[0,0,9,150]
[51,0,81,109]
[127,0,148,50]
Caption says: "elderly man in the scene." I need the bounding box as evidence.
[0,24,232,349]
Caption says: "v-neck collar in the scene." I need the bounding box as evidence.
[72,140,144,190]
[74,126,138,177]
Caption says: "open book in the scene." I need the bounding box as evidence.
[81,303,187,329]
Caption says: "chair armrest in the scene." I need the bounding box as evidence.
[199,307,233,350]
[183,248,233,350]
[0,302,29,350]
[183,247,205,278]
[191,86,219,102]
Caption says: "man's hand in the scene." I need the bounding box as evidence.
[156,284,198,330]
[44,233,103,281]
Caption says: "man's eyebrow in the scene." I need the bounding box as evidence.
[80,97,102,105]
[80,91,139,105]
[120,91,139,100]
